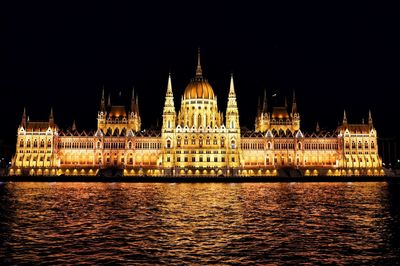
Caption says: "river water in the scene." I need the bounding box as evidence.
[1,182,399,265]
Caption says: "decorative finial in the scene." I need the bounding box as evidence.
[72,120,76,131]
[316,121,320,132]
[196,47,203,77]
[343,109,347,124]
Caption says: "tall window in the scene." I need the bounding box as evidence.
[166,140,171,148]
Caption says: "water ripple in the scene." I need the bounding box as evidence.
[1,182,400,265]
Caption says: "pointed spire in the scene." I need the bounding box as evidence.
[316,121,320,133]
[49,107,54,125]
[21,107,27,127]
[195,47,203,77]
[343,109,348,125]
[72,120,77,131]
[262,90,267,113]
[284,96,288,108]
[163,72,175,112]
[291,90,297,114]
[257,97,261,116]
[101,87,106,111]
[368,109,373,125]
[131,87,135,113]
[229,73,236,98]
[135,96,139,116]
[107,93,111,107]
[167,72,173,96]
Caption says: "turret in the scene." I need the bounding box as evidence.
[72,120,77,131]
[162,72,176,131]
[226,73,240,131]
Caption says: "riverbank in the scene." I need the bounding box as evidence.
[0,176,399,183]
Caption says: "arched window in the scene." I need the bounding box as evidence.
[128,141,132,149]
[298,142,302,150]
[231,120,234,129]
[364,141,369,149]
[231,140,236,149]
[345,141,350,149]
[97,141,101,149]
[40,140,45,148]
[47,140,51,148]
[267,142,271,149]
[167,120,170,128]
[358,141,362,149]
[19,140,24,148]
[166,139,171,148]
[33,139,38,148]
[352,141,356,149]
[371,142,375,149]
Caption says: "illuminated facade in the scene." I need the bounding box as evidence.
[9,50,384,177]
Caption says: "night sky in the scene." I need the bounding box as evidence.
[1,2,400,146]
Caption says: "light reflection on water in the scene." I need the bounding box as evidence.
[1,182,399,264]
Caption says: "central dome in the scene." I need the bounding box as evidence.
[184,78,215,100]
[183,48,215,100]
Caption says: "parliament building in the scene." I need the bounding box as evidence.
[9,50,384,177]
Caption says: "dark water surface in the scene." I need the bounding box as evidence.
[1,182,399,265]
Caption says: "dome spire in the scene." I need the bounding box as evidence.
[196,47,203,77]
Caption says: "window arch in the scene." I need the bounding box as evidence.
[267,142,272,150]
[364,141,369,149]
[128,141,132,149]
[40,140,45,148]
[358,141,362,149]
[298,142,302,150]
[166,139,171,148]
[33,139,38,148]
[47,140,51,148]
[231,139,236,149]
[19,139,24,148]
[371,142,375,149]
[352,141,356,149]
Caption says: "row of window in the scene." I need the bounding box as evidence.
[176,150,227,154]
[304,143,339,150]
[135,142,161,149]
[58,142,94,149]
[241,143,264,150]
[167,156,235,163]
[19,139,52,149]
[345,141,375,149]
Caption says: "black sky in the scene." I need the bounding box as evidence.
[1,2,400,145]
